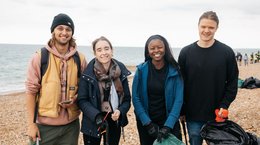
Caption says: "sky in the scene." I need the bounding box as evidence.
[1,0,260,48]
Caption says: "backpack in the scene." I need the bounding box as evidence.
[200,120,259,145]
[33,47,81,123]
[40,47,81,78]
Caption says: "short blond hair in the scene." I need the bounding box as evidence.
[199,11,219,26]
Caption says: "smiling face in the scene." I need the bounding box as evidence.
[147,39,165,63]
[94,40,113,66]
[53,25,73,45]
[198,18,218,43]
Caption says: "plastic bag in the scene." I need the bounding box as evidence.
[200,120,251,145]
[109,81,119,112]
[153,134,185,145]
[237,78,244,88]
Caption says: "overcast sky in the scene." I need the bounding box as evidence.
[1,0,260,48]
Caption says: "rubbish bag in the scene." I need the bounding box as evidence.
[200,120,251,145]
[109,81,119,112]
[241,77,257,89]
[153,133,185,145]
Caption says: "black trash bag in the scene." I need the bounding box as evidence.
[200,120,252,145]
[247,132,260,145]
[241,77,257,89]
[255,78,260,87]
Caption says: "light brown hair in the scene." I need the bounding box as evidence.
[199,11,219,26]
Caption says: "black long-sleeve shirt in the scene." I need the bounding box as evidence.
[147,61,168,125]
[178,40,238,121]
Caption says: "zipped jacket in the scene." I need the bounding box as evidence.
[77,58,131,138]
[132,61,183,129]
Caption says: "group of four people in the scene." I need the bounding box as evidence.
[25,11,238,145]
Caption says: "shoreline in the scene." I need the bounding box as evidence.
[3,62,259,96]
[0,90,26,97]
[0,65,137,97]
[2,63,260,97]
[0,62,259,98]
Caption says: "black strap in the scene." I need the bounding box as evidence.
[33,47,81,123]
[40,47,81,78]
[33,47,48,123]
[40,47,49,77]
[33,93,39,123]
[73,51,81,78]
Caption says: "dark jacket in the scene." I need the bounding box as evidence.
[77,58,131,138]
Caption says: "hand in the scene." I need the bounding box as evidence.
[215,108,229,122]
[111,109,120,121]
[157,126,171,143]
[59,97,76,108]
[179,115,186,122]
[27,123,41,142]
[145,122,159,138]
[95,113,108,134]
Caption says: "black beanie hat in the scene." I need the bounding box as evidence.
[50,13,74,34]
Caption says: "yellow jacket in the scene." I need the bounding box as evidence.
[38,51,85,120]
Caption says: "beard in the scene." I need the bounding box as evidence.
[49,32,76,48]
[54,37,70,46]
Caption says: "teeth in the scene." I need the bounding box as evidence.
[155,54,160,57]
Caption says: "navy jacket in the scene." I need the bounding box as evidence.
[77,58,131,138]
[132,61,183,129]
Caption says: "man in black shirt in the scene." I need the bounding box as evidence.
[178,11,238,145]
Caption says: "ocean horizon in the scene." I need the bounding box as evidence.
[0,43,259,95]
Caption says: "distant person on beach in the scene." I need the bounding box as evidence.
[25,13,87,145]
[250,52,254,64]
[257,51,260,62]
[132,34,183,145]
[77,36,131,145]
[254,52,258,63]
[236,52,242,66]
[244,53,248,66]
[256,51,260,63]
[178,11,238,145]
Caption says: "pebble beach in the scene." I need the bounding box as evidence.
[0,63,259,145]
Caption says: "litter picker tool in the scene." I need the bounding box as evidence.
[181,120,188,145]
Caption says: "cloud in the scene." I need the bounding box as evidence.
[0,0,260,48]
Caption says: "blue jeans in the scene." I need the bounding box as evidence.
[186,121,206,145]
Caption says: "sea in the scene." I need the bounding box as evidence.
[0,43,259,95]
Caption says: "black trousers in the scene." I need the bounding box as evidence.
[83,116,121,145]
[136,119,182,145]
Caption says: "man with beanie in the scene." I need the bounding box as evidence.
[26,13,87,145]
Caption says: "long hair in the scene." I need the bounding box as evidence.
[144,35,180,71]
[48,33,76,48]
